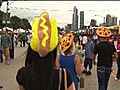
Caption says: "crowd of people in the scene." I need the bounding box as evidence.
[0,29,31,64]
[0,12,120,90]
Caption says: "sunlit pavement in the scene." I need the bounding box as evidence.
[0,46,120,90]
[79,64,120,90]
[0,46,27,90]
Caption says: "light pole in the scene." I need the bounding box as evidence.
[0,1,2,8]
[5,1,15,32]
[5,1,9,31]
[5,1,15,59]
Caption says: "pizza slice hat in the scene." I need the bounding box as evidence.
[96,27,112,38]
[59,32,74,53]
[30,12,58,57]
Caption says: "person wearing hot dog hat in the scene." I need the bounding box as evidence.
[93,27,118,90]
[16,12,75,90]
[56,32,83,90]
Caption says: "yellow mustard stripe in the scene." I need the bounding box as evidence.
[40,13,49,47]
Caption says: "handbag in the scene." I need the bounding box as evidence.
[58,68,67,90]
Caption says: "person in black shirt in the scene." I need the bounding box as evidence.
[93,27,118,90]
[16,12,75,90]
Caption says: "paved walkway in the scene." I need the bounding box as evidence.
[79,65,120,90]
[0,47,27,90]
[0,46,120,90]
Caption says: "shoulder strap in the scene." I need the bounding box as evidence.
[58,68,62,90]
[58,68,68,90]
[63,68,67,90]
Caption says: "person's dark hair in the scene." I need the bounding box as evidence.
[25,46,57,90]
[64,44,73,56]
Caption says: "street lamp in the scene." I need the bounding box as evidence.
[5,1,15,31]
[5,1,9,31]
[0,1,2,8]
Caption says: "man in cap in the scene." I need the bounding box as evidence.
[93,27,118,90]
[1,29,11,65]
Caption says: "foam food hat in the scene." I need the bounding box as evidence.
[96,27,112,38]
[30,12,58,57]
[59,32,73,53]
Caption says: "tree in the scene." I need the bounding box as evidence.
[0,10,5,21]
[21,18,31,31]
[10,16,21,30]
[57,26,60,30]
[0,10,6,28]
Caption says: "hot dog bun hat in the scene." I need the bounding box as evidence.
[59,32,74,53]
[30,12,58,57]
[96,27,112,38]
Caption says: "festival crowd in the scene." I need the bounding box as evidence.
[0,12,120,90]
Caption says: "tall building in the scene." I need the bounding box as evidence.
[72,6,78,30]
[111,16,117,26]
[80,11,84,29]
[106,14,112,26]
[90,19,96,27]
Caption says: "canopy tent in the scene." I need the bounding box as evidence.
[17,28,25,33]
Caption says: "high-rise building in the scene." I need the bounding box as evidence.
[106,14,112,26]
[111,16,117,26]
[90,19,96,27]
[80,11,84,29]
[72,6,78,30]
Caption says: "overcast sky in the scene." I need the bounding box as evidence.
[1,1,120,28]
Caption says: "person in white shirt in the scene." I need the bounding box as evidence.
[82,34,87,50]
[92,33,98,45]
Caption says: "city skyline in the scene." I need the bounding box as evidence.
[1,1,120,28]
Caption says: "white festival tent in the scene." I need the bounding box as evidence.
[16,28,25,33]
[0,27,26,33]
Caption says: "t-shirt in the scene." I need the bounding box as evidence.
[93,41,116,68]
[16,65,72,90]
[82,36,87,44]
[85,41,94,59]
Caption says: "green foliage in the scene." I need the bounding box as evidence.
[0,10,31,30]
[57,26,60,30]
[21,18,31,30]
[0,10,5,21]
[10,16,21,29]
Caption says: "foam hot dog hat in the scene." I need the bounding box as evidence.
[59,32,73,53]
[30,12,58,57]
[96,27,112,37]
